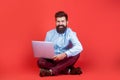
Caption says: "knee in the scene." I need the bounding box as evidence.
[37,58,46,68]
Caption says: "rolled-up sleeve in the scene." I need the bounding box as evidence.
[65,32,83,57]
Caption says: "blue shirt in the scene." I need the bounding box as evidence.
[45,27,83,57]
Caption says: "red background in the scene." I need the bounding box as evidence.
[0,0,120,80]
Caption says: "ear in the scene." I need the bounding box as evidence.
[67,21,68,24]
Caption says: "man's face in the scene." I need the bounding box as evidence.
[56,17,68,34]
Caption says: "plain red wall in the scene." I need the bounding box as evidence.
[0,0,120,77]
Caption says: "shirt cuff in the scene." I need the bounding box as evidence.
[65,51,71,57]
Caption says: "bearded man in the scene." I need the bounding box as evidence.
[37,11,83,77]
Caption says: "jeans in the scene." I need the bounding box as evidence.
[37,53,80,75]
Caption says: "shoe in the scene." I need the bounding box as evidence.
[70,67,82,75]
[39,68,52,77]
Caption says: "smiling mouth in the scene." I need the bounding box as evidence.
[58,25,64,28]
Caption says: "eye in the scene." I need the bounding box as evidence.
[57,21,60,23]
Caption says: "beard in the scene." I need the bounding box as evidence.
[56,25,67,34]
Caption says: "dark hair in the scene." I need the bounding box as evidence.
[55,11,68,21]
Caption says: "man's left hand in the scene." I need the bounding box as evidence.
[53,53,67,61]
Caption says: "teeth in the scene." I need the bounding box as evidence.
[59,26,63,28]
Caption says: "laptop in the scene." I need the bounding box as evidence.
[32,41,55,59]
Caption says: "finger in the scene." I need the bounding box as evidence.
[54,57,59,61]
[52,55,57,59]
[53,55,57,58]
[53,56,56,59]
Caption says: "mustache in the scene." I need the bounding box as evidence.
[57,25,65,28]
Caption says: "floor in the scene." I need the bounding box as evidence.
[1,66,120,80]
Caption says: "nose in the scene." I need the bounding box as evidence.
[59,22,63,25]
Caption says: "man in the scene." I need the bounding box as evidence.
[37,11,83,77]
